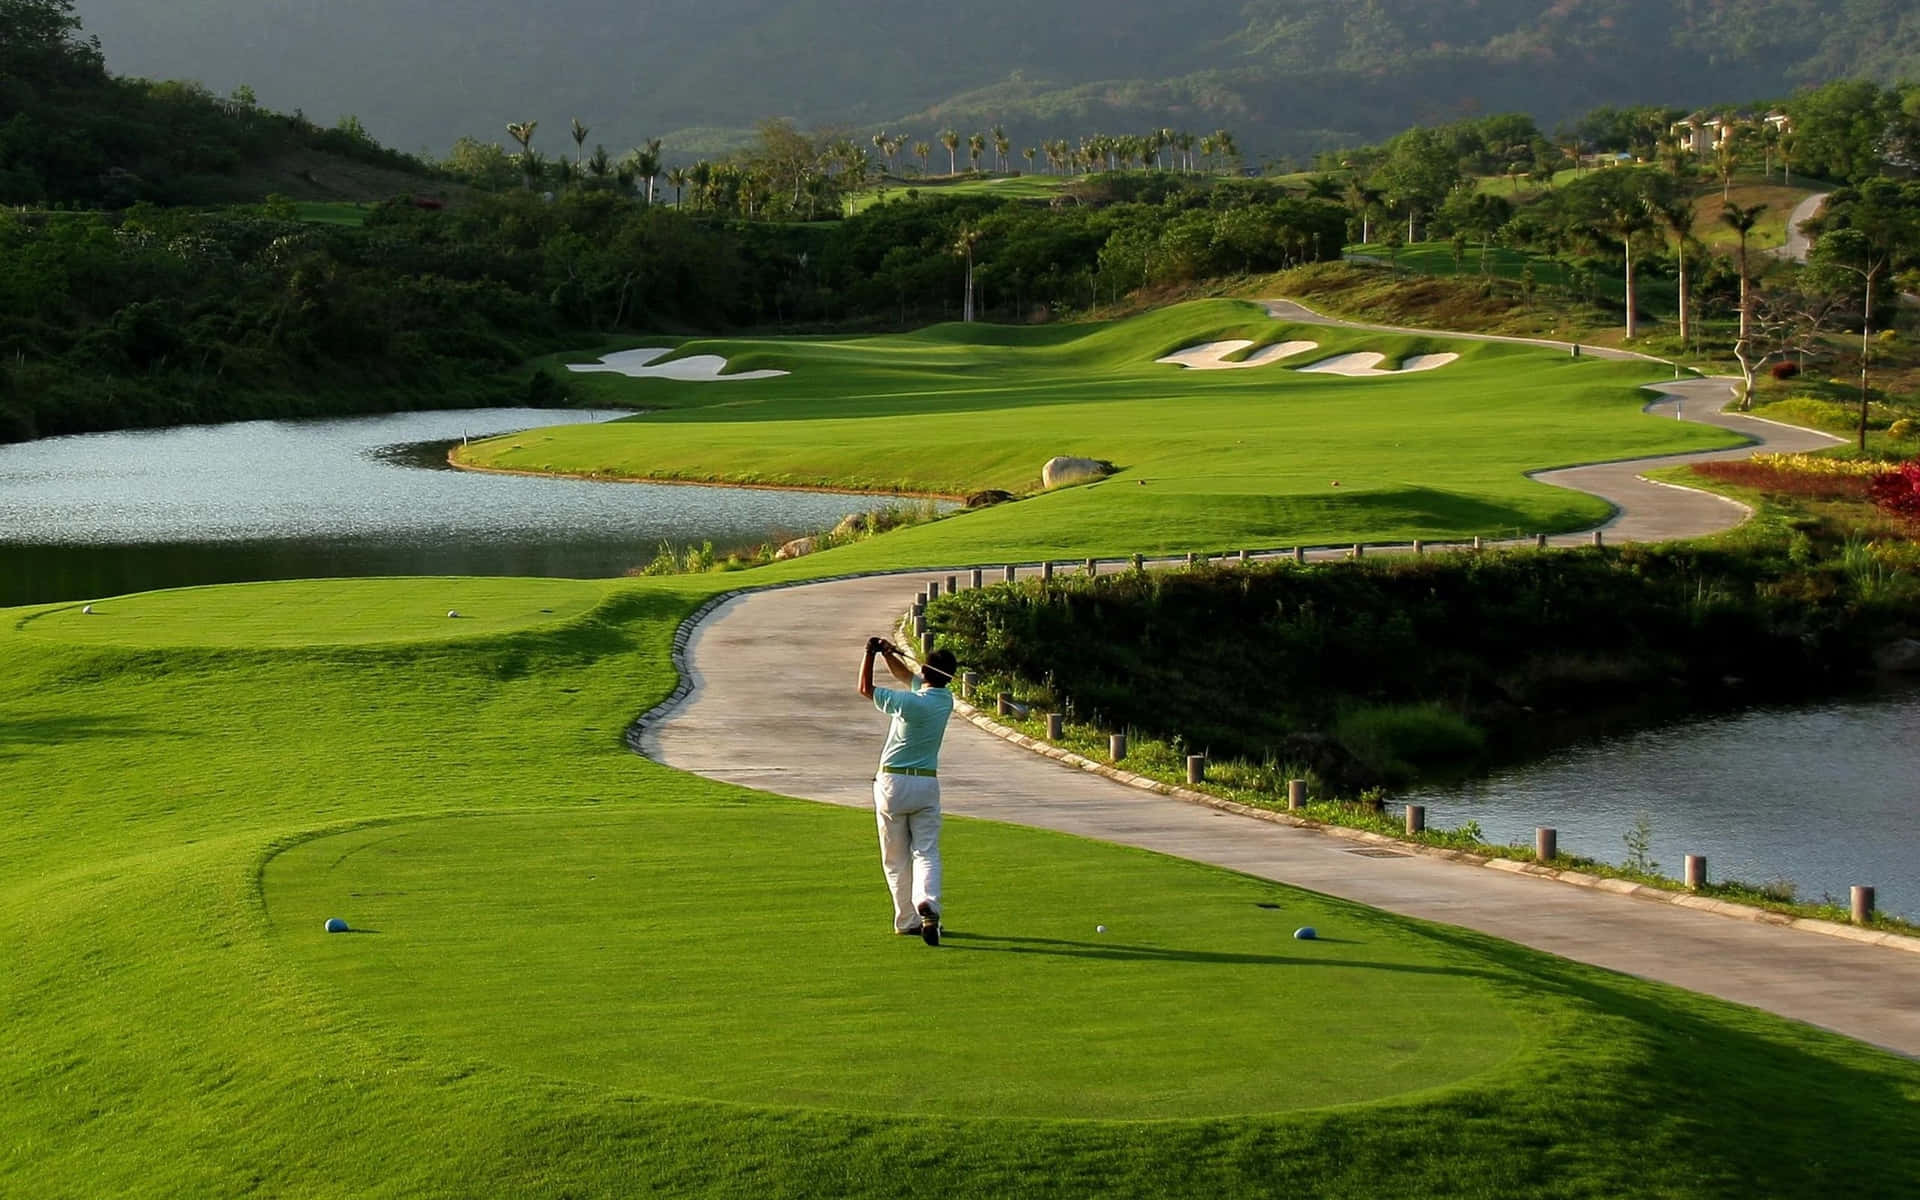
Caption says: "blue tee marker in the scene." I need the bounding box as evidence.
[324,917,349,933]
[1293,926,1317,941]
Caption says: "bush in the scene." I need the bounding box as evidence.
[1770,361,1801,380]
[1889,419,1916,441]
[1332,704,1485,781]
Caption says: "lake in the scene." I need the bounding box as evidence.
[0,409,918,607]
[1405,690,1920,919]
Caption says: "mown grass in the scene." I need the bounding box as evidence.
[4,573,1920,1197]
[463,299,1739,568]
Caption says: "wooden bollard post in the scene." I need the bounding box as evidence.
[1292,546,1306,564]
[1472,536,1483,551]
[1238,549,1250,565]
[1110,732,1127,761]
[996,692,1013,716]
[960,670,977,700]
[1131,553,1144,572]
[1535,827,1557,862]
[1406,804,1426,835]
[970,568,983,589]
[1186,755,1206,785]
[927,580,940,601]
[1684,854,1706,889]
[1591,530,1604,549]
[1535,532,1548,549]
[1287,779,1306,811]
[1045,712,1062,740]
[1413,539,1424,555]
[912,612,926,637]
[1085,557,1097,575]
[912,593,925,614]
[1351,543,1364,559]
[1852,885,1876,924]
[946,574,958,593]
[1003,564,1017,583]
[1041,561,1054,581]
[920,632,933,658]
[1185,552,1197,568]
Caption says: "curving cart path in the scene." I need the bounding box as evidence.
[643,304,1918,1057]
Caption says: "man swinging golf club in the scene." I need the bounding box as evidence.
[859,635,957,946]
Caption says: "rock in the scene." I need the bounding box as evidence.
[1874,638,1920,673]
[965,489,1014,508]
[831,513,866,539]
[774,536,817,560]
[1041,456,1114,489]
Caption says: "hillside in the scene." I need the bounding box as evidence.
[68,0,1920,160]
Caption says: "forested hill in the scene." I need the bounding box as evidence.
[69,0,1920,158]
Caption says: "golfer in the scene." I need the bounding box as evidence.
[858,636,957,946]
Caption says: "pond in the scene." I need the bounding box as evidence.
[0,409,920,608]
[1405,690,1920,920]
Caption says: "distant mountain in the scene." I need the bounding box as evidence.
[68,0,1920,161]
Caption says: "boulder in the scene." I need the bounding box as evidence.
[1874,637,1920,673]
[774,536,817,561]
[1041,456,1114,489]
[965,489,1014,508]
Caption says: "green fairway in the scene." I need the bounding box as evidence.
[851,173,1070,212]
[469,300,1736,564]
[5,572,1920,1197]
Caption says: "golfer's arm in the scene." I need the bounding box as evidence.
[880,649,915,685]
[858,648,877,698]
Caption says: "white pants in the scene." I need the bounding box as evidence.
[873,772,942,931]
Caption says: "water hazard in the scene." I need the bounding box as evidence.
[1405,691,1920,919]
[0,409,912,607]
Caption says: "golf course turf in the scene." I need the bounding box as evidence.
[458,300,1742,563]
[6,574,1920,1197]
[7,308,1920,1197]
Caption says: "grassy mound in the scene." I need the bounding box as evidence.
[3,573,1918,1197]
[460,300,1738,566]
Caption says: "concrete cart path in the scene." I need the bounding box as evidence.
[643,303,1912,1056]
[1771,192,1830,263]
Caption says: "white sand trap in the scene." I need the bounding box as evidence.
[1295,351,1459,377]
[566,347,788,381]
[1157,339,1321,369]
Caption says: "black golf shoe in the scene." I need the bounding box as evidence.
[916,901,940,946]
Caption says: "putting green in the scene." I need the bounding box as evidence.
[266,808,1527,1118]
[15,577,619,648]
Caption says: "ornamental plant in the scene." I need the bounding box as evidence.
[1868,459,1920,523]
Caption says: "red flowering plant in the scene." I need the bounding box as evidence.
[1868,459,1920,524]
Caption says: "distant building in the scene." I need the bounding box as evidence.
[1670,111,1791,156]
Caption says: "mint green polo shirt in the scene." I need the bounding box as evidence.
[873,678,954,770]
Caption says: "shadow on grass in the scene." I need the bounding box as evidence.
[942,931,1475,975]
[0,713,193,759]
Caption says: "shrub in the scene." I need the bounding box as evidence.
[1770,360,1801,380]
[1331,703,1485,781]
[1889,419,1916,441]
[1868,460,1920,523]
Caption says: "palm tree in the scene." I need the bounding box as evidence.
[506,120,538,190]
[939,129,960,175]
[1158,127,1175,170]
[1198,133,1217,173]
[688,160,713,211]
[1212,129,1238,174]
[1023,146,1037,174]
[1648,193,1695,343]
[570,118,589,168]
[1175,130,1195,172]
[872,130,890,175]
[1721,201,1766,407]
[914,140,931,173]
[954,225,982,321]
[1601,193,1654,339]
[967,132,985,173]
[1346,179,1382,244]
[665,165,688,207]
[641,138,662,203]
[586,144,613,184]
[1305,175,1341,200]
[991,125,1009,173]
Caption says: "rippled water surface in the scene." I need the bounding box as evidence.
[0,409,904,605]
[1405,692,1920,918]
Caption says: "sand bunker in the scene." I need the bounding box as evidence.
[1157,339,1321,370]
[566,348,788,381]
[1294,352,1459,377]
